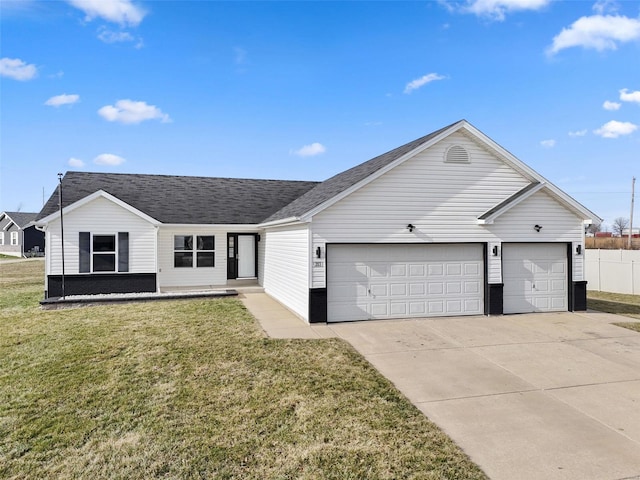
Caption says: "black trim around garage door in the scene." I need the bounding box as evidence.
[309,287,327,323]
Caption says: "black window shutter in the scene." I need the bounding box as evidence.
[79,232,90,273]
[118,232,129,272]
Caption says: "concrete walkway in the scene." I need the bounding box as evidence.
[241,292,640,480]
[240,292,336,339]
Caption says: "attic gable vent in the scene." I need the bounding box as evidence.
[445,145,470,164]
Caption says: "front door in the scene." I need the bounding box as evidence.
[227,234,257,279]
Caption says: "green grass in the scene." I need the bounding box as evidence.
[588,290,640,332]
[0,260,487,479]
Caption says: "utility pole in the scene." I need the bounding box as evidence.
[629,176,636,250]
[58,173,65,298]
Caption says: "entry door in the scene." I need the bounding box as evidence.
[237,235,256,278]
[227,234,257,279]
[502,243,568,314]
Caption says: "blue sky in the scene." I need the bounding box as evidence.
[1,0,639,229]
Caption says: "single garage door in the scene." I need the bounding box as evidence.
[502,243,568,314]
[327,244,484,322]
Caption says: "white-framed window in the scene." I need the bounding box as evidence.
[174,235,215,268]
[0,232,4,245]
[11,232,18,246]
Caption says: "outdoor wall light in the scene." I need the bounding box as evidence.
[534,224,543,232]
[492,245,499,256]
[407,224,415,232]
[316,246,322,259]
[576,245,582,255]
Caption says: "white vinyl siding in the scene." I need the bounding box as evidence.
[310,133,585,288]
[313,133,529,244]
[158,227,227,288]
[47,196,156,275]
[489,190,585,283]
[262,224,309,320]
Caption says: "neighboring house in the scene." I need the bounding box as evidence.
[36,120,600,322]
[0,211,45,258]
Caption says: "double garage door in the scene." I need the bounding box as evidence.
[327,244,484,322]
[326,243,569,322]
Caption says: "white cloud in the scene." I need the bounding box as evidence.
[547,15,640,55]
[540,139,556,148]
[98,99,171,124]
[94,153,126,166]
[568,129,588,137]
[67,0,146,27]
[461,0,551,21]
[68,157,85,167]
[97,26,134,43]
[404,73,446,94]
[593,120,638,138]
[291,143,326,157]
[0,57,37,81]
[592,0,619,15]
[620,88,640,104]
[45,94,80,107]
[603,100,621,110]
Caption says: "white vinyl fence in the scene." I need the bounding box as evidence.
[585,249,640,294]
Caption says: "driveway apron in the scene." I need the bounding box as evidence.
[328,312,640,480]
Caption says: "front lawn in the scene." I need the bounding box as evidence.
[588,290,640,332]
[0,260,486,479]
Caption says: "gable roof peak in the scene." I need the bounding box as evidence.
[0,211,39,228]
[261,119,469,224]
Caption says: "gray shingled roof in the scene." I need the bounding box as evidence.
[37,173,319,224]
[262,121,462,223]
[1,211,39,228]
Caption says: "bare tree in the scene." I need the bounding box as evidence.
[586,223,601,235]
[612,217,629,237]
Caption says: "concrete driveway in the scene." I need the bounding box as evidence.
[328,311,640,480]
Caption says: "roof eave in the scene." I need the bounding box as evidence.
[160,223,260,229]
[257,216,306,228]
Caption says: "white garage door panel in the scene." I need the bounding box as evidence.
[503,244,567,314]
[327,244,484,322]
